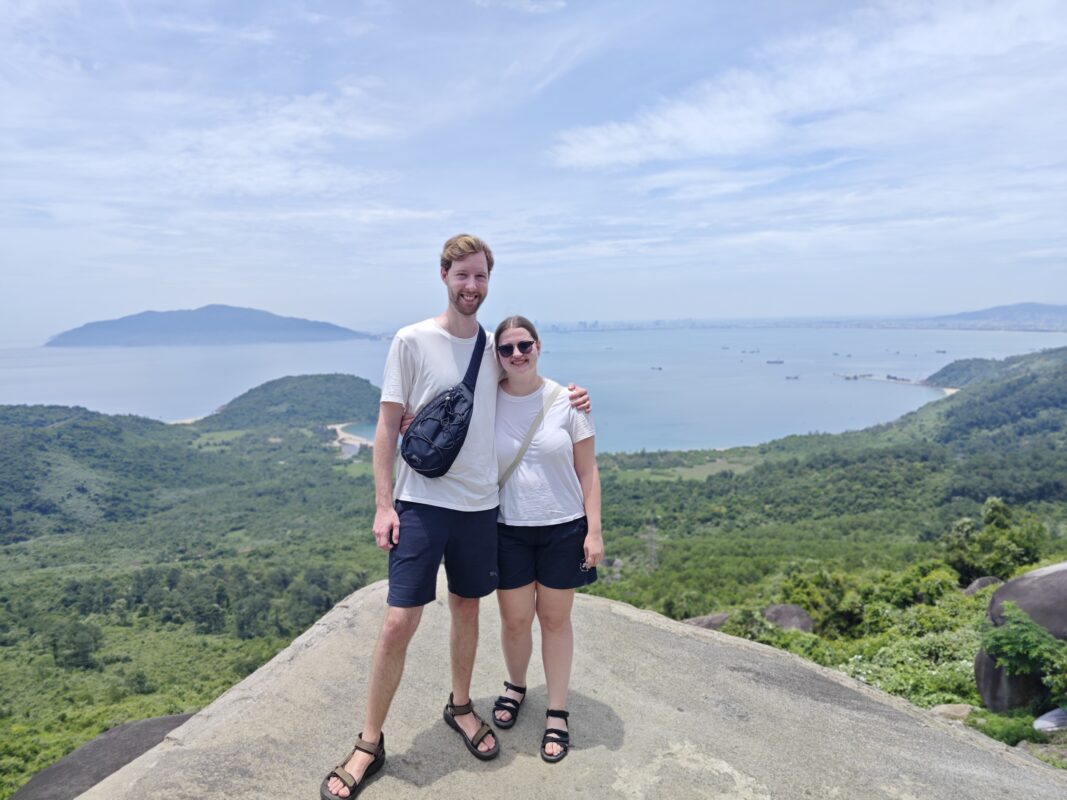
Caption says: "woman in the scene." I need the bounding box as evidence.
[489,315,603,763]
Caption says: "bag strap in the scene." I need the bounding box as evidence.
[461,326,487,391]
[499,383,563,489]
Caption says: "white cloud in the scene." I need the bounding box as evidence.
[552,0,1067,168]
[474,0,567,14]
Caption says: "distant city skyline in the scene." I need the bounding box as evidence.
[3,0,1066,345]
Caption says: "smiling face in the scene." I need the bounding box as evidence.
[441,251,490,317]
[496,325,540,380]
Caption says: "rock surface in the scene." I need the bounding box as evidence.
[762,603,814,632]
[76,571,1067,800]
[976,561,1067,711]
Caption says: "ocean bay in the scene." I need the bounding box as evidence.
[2,326,1066,453]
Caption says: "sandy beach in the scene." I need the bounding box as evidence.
[327,423,373,451]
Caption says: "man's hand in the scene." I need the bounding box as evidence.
[373,505,400,551]
[568,383,591,413]
[399,411,415,436]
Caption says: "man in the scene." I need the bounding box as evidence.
[322,234,589,799]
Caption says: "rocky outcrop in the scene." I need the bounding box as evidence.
[975,562,1067,712]
[763,603,814,632]
[76,571,1067,800]
[987,562,1067,637]
[13,715,191,800]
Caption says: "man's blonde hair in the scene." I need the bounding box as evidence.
[440,233,494,274]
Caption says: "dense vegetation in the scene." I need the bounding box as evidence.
[0,378,383,796]
[2,351,1067,795]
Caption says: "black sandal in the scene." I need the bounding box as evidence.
[320,731,385,799]
[492,681,527,729]
[443,692,500,760]
[541,709,570,764]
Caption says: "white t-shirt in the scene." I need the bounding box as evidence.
[496,378,595,525]
[380,318,501,512]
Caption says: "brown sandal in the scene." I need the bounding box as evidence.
[443,692,500,760]
[320,731,385,799]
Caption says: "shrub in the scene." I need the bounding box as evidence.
[965,709,1050,745]
[942,498,1049,583]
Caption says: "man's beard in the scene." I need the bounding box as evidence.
[449,287,485,316]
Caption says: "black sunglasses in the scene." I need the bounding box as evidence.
[496,340,536,358]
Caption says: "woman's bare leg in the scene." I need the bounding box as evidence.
[535,584,575,756]
[495,583,536,724]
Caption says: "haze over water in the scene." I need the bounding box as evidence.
[4,327,1066,453]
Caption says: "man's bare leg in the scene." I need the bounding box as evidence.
[446,593,496,752]
[326,605,423,798]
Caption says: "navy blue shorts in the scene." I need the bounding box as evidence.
[387,500,499,607]
[497,516,598,591]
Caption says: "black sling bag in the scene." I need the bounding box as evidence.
[400,325,486,478]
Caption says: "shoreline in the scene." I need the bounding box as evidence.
[327,423,373,450]
[834,373,959,396]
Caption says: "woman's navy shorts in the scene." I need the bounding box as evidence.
[497,516,598,591]
[387,500,499,608]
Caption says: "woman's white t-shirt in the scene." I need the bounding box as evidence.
[496,378,595,525]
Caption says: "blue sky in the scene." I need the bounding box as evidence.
[2,0,1065,344]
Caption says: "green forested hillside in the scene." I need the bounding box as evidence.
[0,407,229,544]
[196,373,380,431]
[0,377,383,796]
[925,344,1067,388]
[1,352,1066,795]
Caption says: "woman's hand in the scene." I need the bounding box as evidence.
[583,529,604,569]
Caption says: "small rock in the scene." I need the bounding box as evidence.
[931,704,973,722]
[684,612,730,630]
[963,576,1002,596]
[763,603,814,633]
[1034,707,1067,733]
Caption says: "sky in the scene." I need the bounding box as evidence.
[2,0,1066,344]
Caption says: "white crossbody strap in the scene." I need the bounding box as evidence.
[498,383,564,489]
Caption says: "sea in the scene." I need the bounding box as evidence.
[2,327,1066,453]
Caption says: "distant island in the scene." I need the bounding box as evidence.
[46,305,374,347]
[541,302,1067,334]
